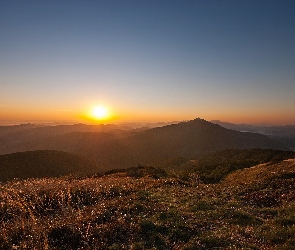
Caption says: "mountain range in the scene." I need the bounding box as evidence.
[0,118,289,170]
[1,118,295,249]
[211,120,295,150]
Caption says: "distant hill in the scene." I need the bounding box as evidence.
[0,118,289,170]
[38,118,288,168]
[0,150,100,182]
[0,123,137,155]
[126,118,288,160]
[211,120,295,136]
[211,120,295,150]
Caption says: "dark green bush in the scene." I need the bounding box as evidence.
[48,226,83,250]
[0,236,10,250]
[190,200,214,211]
[139,220,168,249]
[199,234,232,248]
[227,210,262,226]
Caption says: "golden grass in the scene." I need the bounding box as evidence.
[1,160,295,249]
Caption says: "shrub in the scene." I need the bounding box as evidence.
[139,220,168,249]
[190,200,214,211]
[199,233,232,248]
[0,236,10,250]
[227,210,262,226]
[48,226,83,250]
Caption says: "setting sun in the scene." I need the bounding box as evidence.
[93,106,108,118]
[81,104,117,123]
[91,105,109,120]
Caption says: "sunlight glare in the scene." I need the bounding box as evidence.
[91,105,109,120]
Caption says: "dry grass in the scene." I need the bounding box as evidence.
[1,160,295,249]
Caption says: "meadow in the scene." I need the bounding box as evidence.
[1,157,295,249]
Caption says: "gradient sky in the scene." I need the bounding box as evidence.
[1,0,295,124]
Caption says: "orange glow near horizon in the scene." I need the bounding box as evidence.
[1,104,295,125]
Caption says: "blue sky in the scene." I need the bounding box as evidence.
[1,0,295,124]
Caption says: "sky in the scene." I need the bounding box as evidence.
[1,0,295,125]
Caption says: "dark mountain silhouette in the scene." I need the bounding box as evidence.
[0,150,100,182]
[0,123,138,155]
[0,118,288,170]
[211,120,295,137]
[130,118,287,155]
[211,120,295,150]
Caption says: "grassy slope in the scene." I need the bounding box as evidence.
[157,149,295,184]
[193,148,295,183]
[1,158,295,249]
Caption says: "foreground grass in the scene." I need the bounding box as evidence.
[1,161,295,249]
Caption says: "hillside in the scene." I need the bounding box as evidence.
[223,158,295,187]
[156,149,295,183]
[0,150,100,182]
[211,120,295,150]
[1,158,295,249]
[0,123,135,155]
[192,148,295,183]
[125,118,288,163]
[0,118,287,170]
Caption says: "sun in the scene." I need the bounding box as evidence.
[91,105,110,120]
[82,104,116,123]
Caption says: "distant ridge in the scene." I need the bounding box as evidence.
[0,118,288,169]
[119,118,288,164]
[211,120,295,150]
